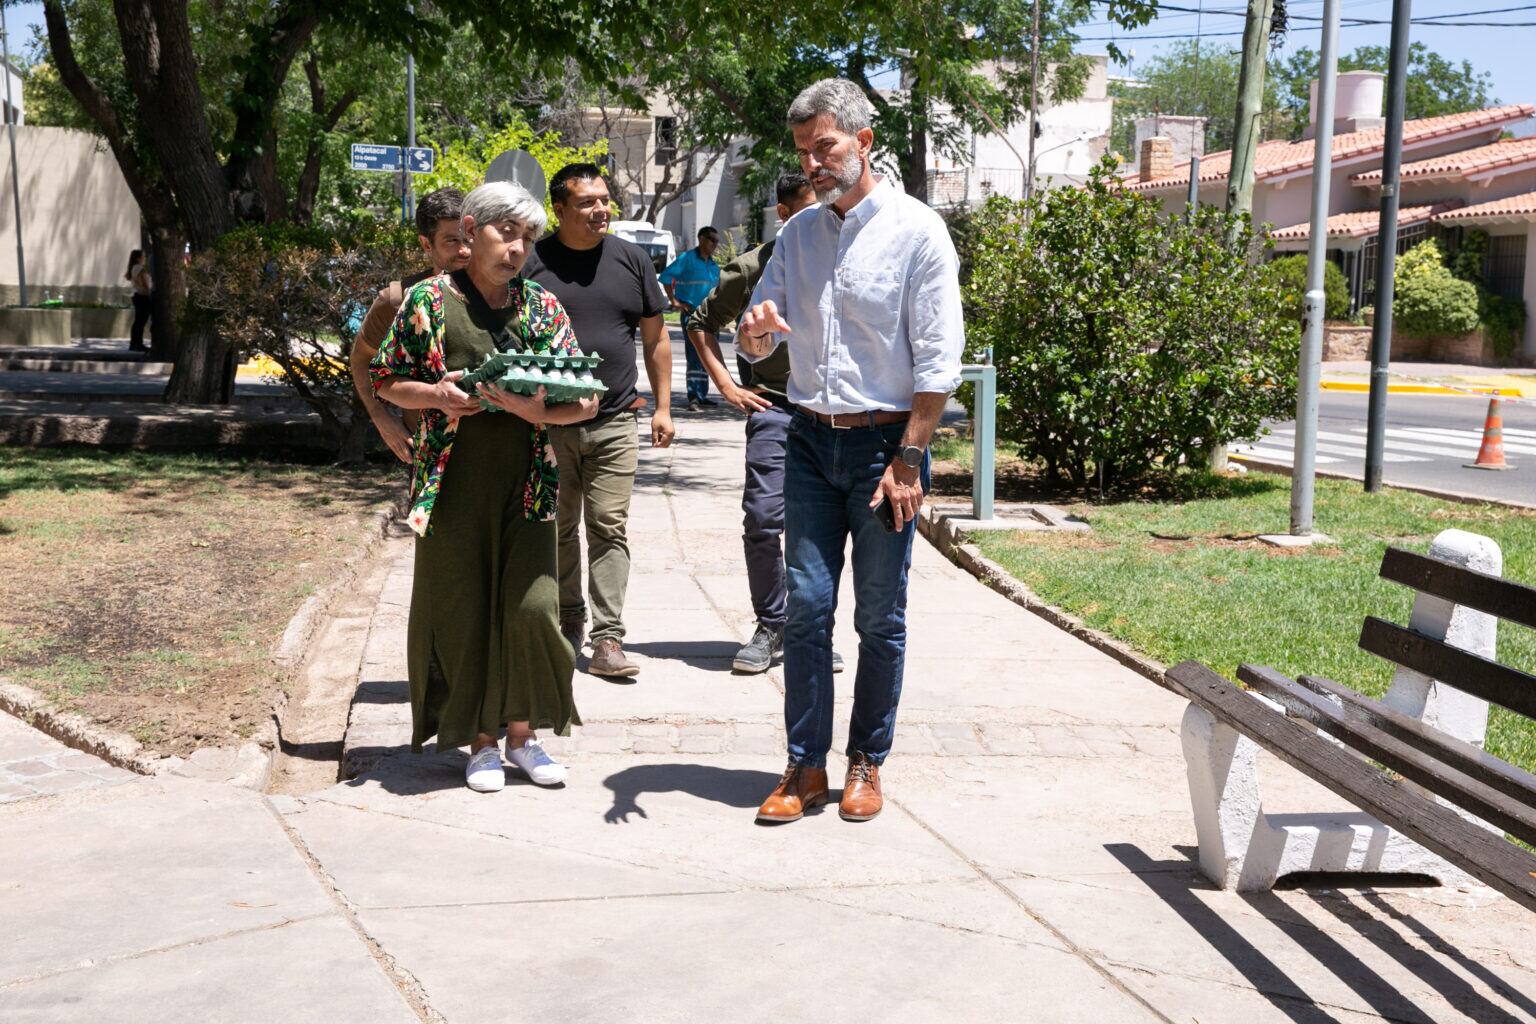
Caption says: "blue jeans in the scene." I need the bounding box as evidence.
[680,305,710,403]
[782,412,928,768]
[742,403,791,630]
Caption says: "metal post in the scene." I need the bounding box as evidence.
[962,354,996,522]
[1,7,26,307]
[1363,0,1411,493]
[1185,155,1201,215]
[1024,0,1042,202]
[402,52,416,226]
[1291,0,1340,535]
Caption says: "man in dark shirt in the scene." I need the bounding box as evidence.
[522,163,674,678]
[686,173,839,677]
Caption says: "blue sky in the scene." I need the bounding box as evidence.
[1076,0,1530,107]
[5,1,1528,110]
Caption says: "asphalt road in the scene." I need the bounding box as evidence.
[1233,390,1536,506]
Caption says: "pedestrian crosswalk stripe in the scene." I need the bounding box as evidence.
[1231,444,1340,465]
[1267,431,1428,462]
[1390,427,1536,456]
[1373,429,1480,457]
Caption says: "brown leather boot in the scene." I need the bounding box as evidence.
[755,763,829,824]
[839,753,883,822]
[589,638,639,678]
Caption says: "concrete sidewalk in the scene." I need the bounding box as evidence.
[5,403,1536,1023]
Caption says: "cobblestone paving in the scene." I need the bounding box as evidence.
[0,711,138,803]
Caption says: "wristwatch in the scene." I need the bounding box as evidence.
[898,444,924,469]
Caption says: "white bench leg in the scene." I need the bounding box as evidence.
[1383,528,1501,748]
[1181,703,1284,891]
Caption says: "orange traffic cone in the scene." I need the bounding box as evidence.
[1465,397,1514,471]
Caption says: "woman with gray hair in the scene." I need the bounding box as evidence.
[371,180,598,793]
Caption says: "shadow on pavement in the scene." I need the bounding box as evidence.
[602,762,780,824]
[622,639,740,667]
[1107,842,1406,1024]
[346,748,546,796]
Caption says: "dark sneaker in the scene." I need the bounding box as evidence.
[733,625,782,674]
[590,637,640,678]
[832,650,845,674]
[561,620,585,654]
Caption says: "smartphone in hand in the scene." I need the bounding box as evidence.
[871,496,897,533]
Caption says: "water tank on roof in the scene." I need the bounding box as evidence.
[1307,70,1386,138]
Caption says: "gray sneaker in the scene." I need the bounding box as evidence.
[832,650,845,673]
[733,625,782,674]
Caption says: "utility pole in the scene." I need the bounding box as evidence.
[1024,0,1042,202]
[1363,0,1412,493]
[1225,0,1275,225]
[1291,0,1340,536]
[402,52,416,226]
[1,6,26,307]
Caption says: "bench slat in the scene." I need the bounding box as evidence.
[1290,672,1536,807]
[1238,665,1536,848]
[1380,547,1536,630]
[1359,617,1536,721]
[1165,660,1536,912]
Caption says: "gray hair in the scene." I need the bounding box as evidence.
[787,78,874,134]
[461,180,547,237]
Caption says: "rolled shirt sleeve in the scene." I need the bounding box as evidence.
[904,229,965,395]
[688,253,755,335]
[741,244,787,365]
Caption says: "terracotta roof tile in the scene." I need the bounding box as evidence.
[1270,202,1456,241]
[1352,137,1536,184]
[1125,104,1535,193]
[1433,189,1536,223]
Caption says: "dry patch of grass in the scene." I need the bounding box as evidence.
[0,448,397,755]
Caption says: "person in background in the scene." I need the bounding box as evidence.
[370,181,597,794]
[522,164,674,679]
[659,226,721,411]
[685,173,840,678]
[350,188,471,462]
[739,79,964,825]
[126,250,153,353]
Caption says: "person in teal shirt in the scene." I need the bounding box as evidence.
[660,227,722,409]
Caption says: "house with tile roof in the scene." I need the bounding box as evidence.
[1127,71,1536,363]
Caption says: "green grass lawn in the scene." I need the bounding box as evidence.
[967,471,1536,772]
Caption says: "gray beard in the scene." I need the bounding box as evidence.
[814,156,865,204]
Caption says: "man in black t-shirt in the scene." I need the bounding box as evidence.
[522,164,673,679]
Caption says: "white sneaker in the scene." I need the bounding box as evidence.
[506,736,568,786]
[465,745,506,793]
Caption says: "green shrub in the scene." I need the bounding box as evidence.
[186,222,420,462]
[1482,292,1528,358]
[1265,253,1351,322]
[1393,240,1481,337]
[965,159,1298,488]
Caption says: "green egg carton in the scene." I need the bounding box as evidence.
[459,350,607,408]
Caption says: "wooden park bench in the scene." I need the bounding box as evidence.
[1164,528,1536,912]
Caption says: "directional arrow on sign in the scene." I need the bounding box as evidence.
[408,147,435,174]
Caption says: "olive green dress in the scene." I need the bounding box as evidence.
[407,288,579,752]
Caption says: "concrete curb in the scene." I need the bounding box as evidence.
[916,506,1171,692]
[1320,380,1532,398]
[1229,456,1536,512]
[0,491,409,788]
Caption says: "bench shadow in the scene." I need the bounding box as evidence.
[602,763,781,824]
[1107,843,1433,1024]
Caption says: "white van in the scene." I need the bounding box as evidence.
[608,220,677,274]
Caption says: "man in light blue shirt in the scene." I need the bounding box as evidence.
[739,78,964,825]
[659,227,722,409]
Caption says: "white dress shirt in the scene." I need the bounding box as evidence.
[745,177,964,414]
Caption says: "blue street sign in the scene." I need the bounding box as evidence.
[407,147,435,174]
[350,143,402,172]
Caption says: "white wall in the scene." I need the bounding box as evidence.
[0,126,140,304]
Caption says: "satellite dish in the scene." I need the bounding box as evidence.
[484,150,546,202]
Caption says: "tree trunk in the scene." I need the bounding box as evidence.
[903,77,929,202]
[164,323,236,404]
[1225,0,1276,227]
[147,223,184,361]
